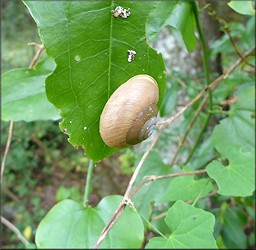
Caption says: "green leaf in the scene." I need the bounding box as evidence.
[162,175,214,202]
[132,150,171,220]
[212,84,255,153]
[35,195,144,248]
[55,186,81,202]
[96,196,144,248]
[206,84,255,197]
[146,200,217,249]
[35,199,105,248]
[206,145,255,197]
[228,1,255,16]
[221,206,247,249]
[2,58,59,122]
[146,1,197,52]
[24,1,166,162]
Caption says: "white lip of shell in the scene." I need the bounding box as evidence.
[138,117,157,141]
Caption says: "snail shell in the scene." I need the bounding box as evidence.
[100,74,159,148]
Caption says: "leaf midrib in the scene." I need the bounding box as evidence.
[107,1,115,99]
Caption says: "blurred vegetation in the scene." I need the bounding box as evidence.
[1,1,130,247]
[1,0,255,249]
[1,0,42,73]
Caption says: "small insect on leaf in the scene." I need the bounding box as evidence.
[112,6,131,18]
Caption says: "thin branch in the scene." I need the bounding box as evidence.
[1,216,29,246]
[1,121,14,183]
[226,30,255,68]
[2,188,20,202]
[93,125,166,249]
[158,46,255,127]
[93,46,255,249]
[170,95,208,166]
[151,212,168,222]
[28,43,44,68]
[130,169,206,198]
[206,5,255,68]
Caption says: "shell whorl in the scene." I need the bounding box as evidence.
[99,75,159,148]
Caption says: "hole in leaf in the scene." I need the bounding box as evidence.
[221,158,229,166]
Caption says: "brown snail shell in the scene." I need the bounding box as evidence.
[99,74,159,148]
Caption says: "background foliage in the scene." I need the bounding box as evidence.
[1,0,255,249]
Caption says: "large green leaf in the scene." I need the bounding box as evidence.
[2,58,59,121]
[146,1,197,52]
[35,195,144,248]
[206,84,255,197]
[212,84,255,153]
[24,1,166,161]
[228,0,255,16]
[206,145,255,197]
[146,200,217,249]
[162,175,214,202]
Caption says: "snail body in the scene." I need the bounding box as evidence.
[100,75,159,148]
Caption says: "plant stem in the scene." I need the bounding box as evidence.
[192,1,212,103]
[1,216,30,246]
[141,213,167,239]
[1,121,14,183]
[184,1,213,164]
[83,159,94,207]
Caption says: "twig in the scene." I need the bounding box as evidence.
[28,43,44,68]
[206,5,255,68]
[1,216,29,246]
[93,125,166,249]
[226,30,255,68]
[1,121,14,183]
[151,211,168,222]
[170,95,208,166]
[93,46,255,249]
[130,169,206,198]
[2,188,20,203]
[158,46,255,126]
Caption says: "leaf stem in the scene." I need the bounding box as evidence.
[83,159,94,207]
[141,213,167,239]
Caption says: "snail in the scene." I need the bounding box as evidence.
[100,74,159,148]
